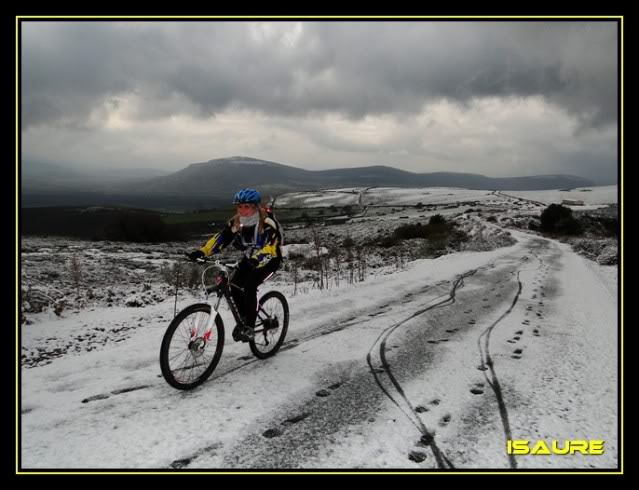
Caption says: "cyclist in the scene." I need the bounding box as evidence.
[187,188,283,340]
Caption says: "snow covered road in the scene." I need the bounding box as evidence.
[21,234,618,470]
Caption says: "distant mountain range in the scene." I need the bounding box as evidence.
[22,156,597,210]
[22,161,170,191]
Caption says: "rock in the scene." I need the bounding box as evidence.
[597,245,618,265]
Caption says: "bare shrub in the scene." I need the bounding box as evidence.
[68,254,83,297]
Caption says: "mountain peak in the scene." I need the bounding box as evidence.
[207,156,275,165]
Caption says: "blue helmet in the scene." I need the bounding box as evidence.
[233,188,261,205]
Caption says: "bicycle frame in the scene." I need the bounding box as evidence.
[188,260,276,345]
[190,261,248,344]
[161,258,287,390]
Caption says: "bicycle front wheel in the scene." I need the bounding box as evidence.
[160,303,225,390]
[250,291,289,359]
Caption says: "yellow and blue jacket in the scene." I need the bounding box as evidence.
[198,217,282,269]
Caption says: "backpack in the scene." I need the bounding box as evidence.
[263,198,284,246]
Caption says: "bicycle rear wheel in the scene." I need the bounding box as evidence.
[160,303,224,390]
[250,291,289,359]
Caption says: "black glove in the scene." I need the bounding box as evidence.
[239,258,259,270]
[187,250,206,262]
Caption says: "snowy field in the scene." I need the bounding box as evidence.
[501,185,617,206]
[276,190,361,208]
[19,186,620,471]
[277,187,509,208]
[275,185,617,209]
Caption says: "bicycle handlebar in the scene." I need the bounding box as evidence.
[183,253,239,269]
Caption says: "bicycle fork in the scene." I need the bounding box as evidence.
[190,296,224,345]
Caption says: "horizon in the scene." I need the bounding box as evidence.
[22,155,616,185]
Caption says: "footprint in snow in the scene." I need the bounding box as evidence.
[284,413,311,425]
[408,451,427,463]
[170,458,192,469]
[262,428,283,438]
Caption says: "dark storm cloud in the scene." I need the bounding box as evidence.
[22,20,618,129]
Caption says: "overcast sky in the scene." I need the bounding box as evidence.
[21,20,619,183]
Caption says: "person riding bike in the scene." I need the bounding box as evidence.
[187,188,283,340]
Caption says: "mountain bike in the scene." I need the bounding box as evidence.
[160,257,289,390]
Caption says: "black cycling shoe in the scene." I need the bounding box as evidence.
[232,324,244,342]
[241,326,255,341]
[232,324,254,342]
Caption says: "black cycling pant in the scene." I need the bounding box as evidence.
[230,258,281,328]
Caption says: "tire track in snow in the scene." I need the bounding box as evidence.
[367,269,479,469]
[476,239,549,469]
[206,282,453,383]
[476,269,522,469]
[165,271,483,469]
